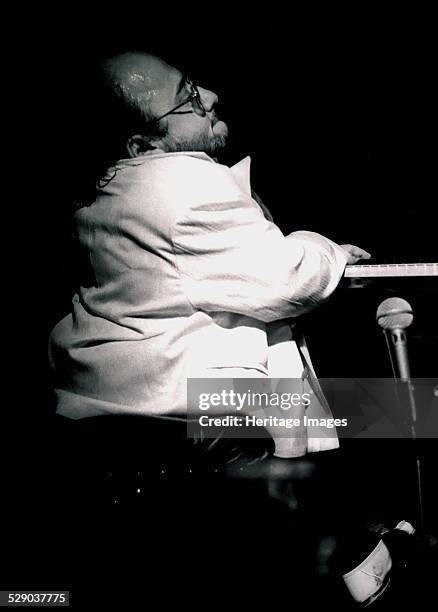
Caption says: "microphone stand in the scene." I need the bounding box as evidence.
[386,327,425,539]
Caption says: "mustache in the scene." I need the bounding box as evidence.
[209,103,227,125]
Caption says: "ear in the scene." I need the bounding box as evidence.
[126,134,159,158]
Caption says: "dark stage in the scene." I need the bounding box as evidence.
[2,20,437,609]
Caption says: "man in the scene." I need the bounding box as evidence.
[49,51,370,458]
[47,52,425,607]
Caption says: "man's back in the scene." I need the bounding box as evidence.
[49,152,291,418]
[50,151,347,423]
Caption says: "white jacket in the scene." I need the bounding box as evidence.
[49,152,347,456]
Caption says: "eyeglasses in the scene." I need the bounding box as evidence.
[148,77,207,124]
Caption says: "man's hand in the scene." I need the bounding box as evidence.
[340,244,371,265]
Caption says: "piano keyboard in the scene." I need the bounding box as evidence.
[344,262,438,278]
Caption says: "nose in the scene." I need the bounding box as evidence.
[198,86,218,112]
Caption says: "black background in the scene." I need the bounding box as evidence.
[13,17,435,417]
[2,12,437,603]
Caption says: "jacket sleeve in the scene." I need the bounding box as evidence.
[172,169,347,323]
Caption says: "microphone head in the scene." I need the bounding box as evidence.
[376,297,413,330]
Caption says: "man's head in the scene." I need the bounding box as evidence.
[98,51,229,159]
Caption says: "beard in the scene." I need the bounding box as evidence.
[163,123,229,159]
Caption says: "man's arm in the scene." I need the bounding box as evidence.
[172,189,350,322]
[121,156,367,323]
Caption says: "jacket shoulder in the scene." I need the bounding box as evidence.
[118,154,245,207]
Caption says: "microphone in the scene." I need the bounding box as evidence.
[376,297,425,536]
[376,297,413,381]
